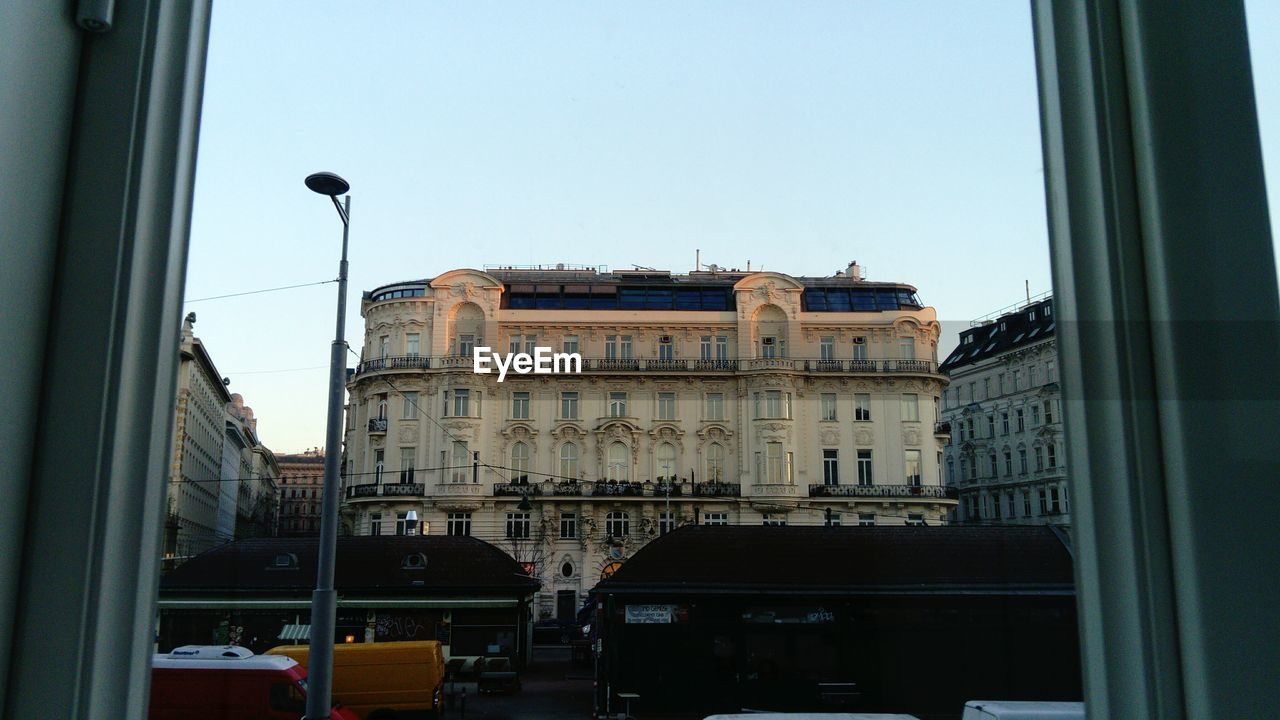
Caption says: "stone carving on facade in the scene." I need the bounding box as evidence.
[854,427,874,445]
[903,427,922,446]
[820,428,841,446]
[397,424,416,444]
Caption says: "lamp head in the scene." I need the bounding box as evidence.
[517,495,533,512]
[305,171,350,196]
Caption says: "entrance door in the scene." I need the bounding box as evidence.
[557,590,577,621]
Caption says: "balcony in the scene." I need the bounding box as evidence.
[807,484,959,499]
[367,418,388,433]
[344,482,425,500]
[692,482,741,498]
[752,483,802,496]
[434,483,484,497]
[349,355,943,379]
[934,421,952,436]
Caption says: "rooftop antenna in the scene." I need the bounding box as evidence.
[1026,279,1031,304]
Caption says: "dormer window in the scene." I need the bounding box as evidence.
[1029,310,1037,321]
[401,552,427,570]
[272,553,298,569]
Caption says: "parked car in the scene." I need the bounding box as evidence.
[533,617,583,645]
[961,701,1085,719]
[266,640,445,719]
[149,645,359,720]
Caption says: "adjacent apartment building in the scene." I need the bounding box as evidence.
[340,264,955,620]
[165,313,279,565]
[277,447,325,536]
[939,295,1070,527]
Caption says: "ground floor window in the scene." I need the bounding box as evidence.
[447,512,471,536]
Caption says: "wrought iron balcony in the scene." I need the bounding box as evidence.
[367,418,388,433]
[808,483,958,499]
[344,482,425,500]
[692,482,741,497]
[935,421,952,435]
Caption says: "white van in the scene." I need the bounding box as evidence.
[962,701,1085,720]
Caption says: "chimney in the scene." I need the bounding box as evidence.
[846,261,862,281]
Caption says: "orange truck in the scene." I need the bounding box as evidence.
[267,640,445,719]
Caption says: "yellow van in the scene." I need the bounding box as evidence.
[266,641,444,719]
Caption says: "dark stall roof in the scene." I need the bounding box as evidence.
[161,535,540,596]
[594,525,1073,596]
[941,297,1056,373]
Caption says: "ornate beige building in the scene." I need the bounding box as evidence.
[340,264,955,620]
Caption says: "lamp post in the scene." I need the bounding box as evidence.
[303,171,350,720]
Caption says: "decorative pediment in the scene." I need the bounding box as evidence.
[696,423,734,441]
[647,422,686,441]
[500,422,539,441]
[550,421,588,440]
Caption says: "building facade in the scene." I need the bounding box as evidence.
[165,314,278,564]
[277,448,326,536]
[340,264,955,619]
[940,295,1070,527]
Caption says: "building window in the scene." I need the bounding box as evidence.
[854,393,871,421]
[659,511,676,535]
[1047,444,1058,468]
[948,460,955,483]
[511,391,530,419]
[820,336,835,360]
[967,495,978,520]
[706,443,725,482]
[606,442,630,482]
[820,393,838,421]
[901,393,919,422]
[508,334,522,354]
[506,512,531,539]
[1002,411,1010,434]
[704,392,724,421]
[858,513,876,527]
[754,390,790,419]
[704,512,728,526]
[899,337,916,360]
[822,449,839,486]
[445,512,470,536]
[458,333,475,357]
[562,335,579,355]
[399,447,415,483]
[560,512,577,539]
[1031,404,1041,425]
[655,443,677,482]
[993,493,1003,520]
[1019,447,1029,474]
[1004,449,1013,476]
[450,441,469,483]
[402,392,418,419]
[825,511,841,527]
[405,333,420,357]
[395,512,411,536]
[510,442,531,483]
[523,334,538,354]
[857,450,873,486]
[987,414,996,438]
[764,442,790,483]
[1016,408,1025,432]
[379,335,389,359]
[905,450,922,486]
[658,336,674,360]
[762,513,787,527]
[657,392,676,420]
[852,336,868,361]
[700,336,712,361]
[608,392,628,417]
[605,511,629,538]
[560,391,579,419]
[369,512,382,536]
[560,442,579,480]
[983,377,991,399]
[376,396,388,419]
[374,449,385,483]
[906,513,926,526]
[448,389,471,417]
[1044,400,1054,423]
[715,336,729,360]
[989,452,999,478]
[760,336,778,358]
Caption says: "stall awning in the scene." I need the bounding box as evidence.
[157,597,519,610]
[278,624,310,640]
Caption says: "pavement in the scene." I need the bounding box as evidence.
[439,645,596,720]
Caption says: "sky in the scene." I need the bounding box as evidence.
[184,1,1280,454]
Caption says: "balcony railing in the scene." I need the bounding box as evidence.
[344,482,425,500]
[490,480,734,498]
[934,421,952,435]
[692,482,741,497]
[808,484,959,499]
[350,356,943,378]
[367,418,388,433]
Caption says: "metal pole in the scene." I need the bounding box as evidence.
[306,195,350,720]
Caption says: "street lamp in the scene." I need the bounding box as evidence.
[303,171,350,720]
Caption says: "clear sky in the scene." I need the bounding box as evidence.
[184,1,1280,454]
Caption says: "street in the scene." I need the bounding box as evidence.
[441,646,595,720]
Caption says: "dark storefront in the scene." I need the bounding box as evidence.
[158,535,539,664]
[593,526,1081,719]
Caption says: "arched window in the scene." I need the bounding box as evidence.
[605,511,630,538]
[606,442,629,482]
[706,443,725,483]
[560,442,579,480]
[510,442,530,484]
[656,443,676,482]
